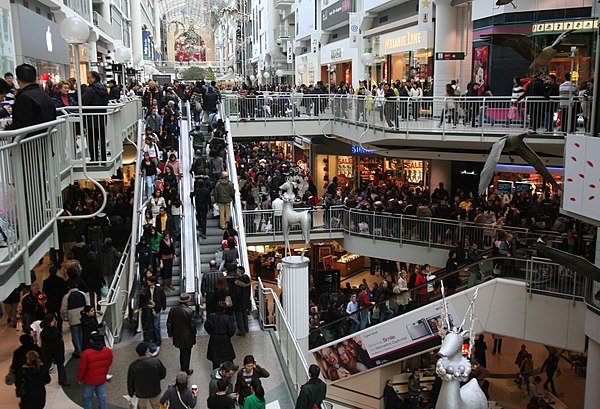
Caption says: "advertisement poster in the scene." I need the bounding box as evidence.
[473,45,489,87]
[417,0,433,32]
[312,302,458,381]
[322,0,354,30]
[515,182,532,193]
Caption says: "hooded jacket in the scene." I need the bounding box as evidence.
[77,341,113,385]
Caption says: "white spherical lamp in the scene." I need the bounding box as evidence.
[360,52,375,67]
[263,72,271,79]
[249,75,256,81]
[60,16,90,44]
[276,69,284,77]
[297,64,306,74]
[114,47,132,63]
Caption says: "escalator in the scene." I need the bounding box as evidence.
[308,255,589,386]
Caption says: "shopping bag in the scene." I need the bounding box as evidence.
[212,203,220,216]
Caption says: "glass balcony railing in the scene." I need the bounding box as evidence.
[223,93,590,138]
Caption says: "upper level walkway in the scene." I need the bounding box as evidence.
[223,94,572,164]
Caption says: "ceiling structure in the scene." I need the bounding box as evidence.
[159,0,236,27]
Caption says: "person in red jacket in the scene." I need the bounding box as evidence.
[76,332,113,409]
[414,265,429,307]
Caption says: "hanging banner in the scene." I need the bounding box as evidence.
[418,0,433,32]
[311,33,319,54]
[287,40,293,63]
[349,12,360,48]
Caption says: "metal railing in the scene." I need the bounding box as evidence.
[223,93,589,138]
[242,206,587,251]
[0,119,72,279]
[257,277,310,395]
[62,98,141,167]
[98,236,131,347]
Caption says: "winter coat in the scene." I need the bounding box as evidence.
[10,83,56,130]
[81,314,103,350]
[10,342,41,382]
[127,356,166,398]
[204,312,236,364]
[235,365,270,406]
[18,365,50,409]
[82,81,109,107]
[42,275,68,314]
[214,178,235,204]
[40,324,65,365]
[76,343,113,385]
[60,289,89,326]
[166,304,197,349]
[295,378,327,409]
[96,244,121,276]
[160,386,197,409]
[82,257,106,292]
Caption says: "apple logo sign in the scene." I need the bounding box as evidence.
[46,27,53,53]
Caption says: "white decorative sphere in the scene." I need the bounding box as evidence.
[360,52,375,66]
[446,365,454,374]
[455,371,461,378]
[114,47,132,63]
[249,75,256,81]
[457,365,465,373]
[438,367,446,375]
[444,374,453,382]
[276,69,284,77]
[60,16,90,44]
[263,72,271,79]
[297,64,306,74]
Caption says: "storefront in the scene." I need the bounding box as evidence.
[371,26,434,86]
[11,4,70,82]
[489,164,564,196]
[472,15,598,95]
[295,52,318,86]
[320,39,359,87]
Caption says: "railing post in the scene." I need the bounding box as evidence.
[400,215,403,247]
[480,97,486,141]
[428,219,432,250]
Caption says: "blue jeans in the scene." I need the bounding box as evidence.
[70,324,83,355]
[379,309,394,323]
[82,383,107,409]
[359,309,370,330]
[153,313,162,345]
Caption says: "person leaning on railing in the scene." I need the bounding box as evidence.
[8,64,56,130]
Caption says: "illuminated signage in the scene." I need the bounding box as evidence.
[379,27,428,54]
[384,32,422,50]
[351,145,373,154]
[532,19,598,33]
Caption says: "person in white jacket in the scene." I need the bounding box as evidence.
[409,82,423,120]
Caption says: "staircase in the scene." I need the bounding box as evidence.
[165,239,183,307]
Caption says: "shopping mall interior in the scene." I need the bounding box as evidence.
[1,0,600,409]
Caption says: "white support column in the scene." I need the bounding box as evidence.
[281,255,309,347]
[153,0,161,54]
[130,0,143,67]
[585,338,600,409]
[433,0,458,110]
[101,0,110,22]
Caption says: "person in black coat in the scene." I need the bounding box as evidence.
[9,64,56,130]
[40,314,69,386]
[42,266,68,328]
[190,178,211,238]
[80,305,103,351]
[383,379,402,409]
[9,334,41,388]
[18,350,50,409]
[167,293,197,375]
[135,236,153,282]
[107,80,121,101]
[82,71,109,161]
[204,301,236,369]
[81,251,106,312]
[474,334,488,368]
[231,266,251,336]
[143,276,167,346]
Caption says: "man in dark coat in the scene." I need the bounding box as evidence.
[82,71,109,161]
[42,266,68,329]
[166,293,196,375]
[201,86,220,121]
[144,277,166,347]
[296,364,327,409]
[231,266,251,336]
[204,301,236,369]
[190,177,211,239]
[107,80,121,101]
[9,334,41,386]
[127,342,167,408]
[9,64,56,130]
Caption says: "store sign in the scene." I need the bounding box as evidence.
[404,160,423,184]
[351,145,373,154]
[322,0,354,30]
[380,27,428,55]
[497,180,514,197]
[436,52,465,61]
[531,19,598,33]
[418,0,433,32]
[14,5,69,65]
[349,12,360,48]
[311,301,459,381]
[330,48,343,60]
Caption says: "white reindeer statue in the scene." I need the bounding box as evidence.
[279,174,311,257]
[435,285,488,409]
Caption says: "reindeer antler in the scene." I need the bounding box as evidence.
[439,282,452,337]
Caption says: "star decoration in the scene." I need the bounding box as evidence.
[422,0,431,8]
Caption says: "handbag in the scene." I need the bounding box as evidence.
[194,100,202,112]
[224,295,233,308]
[212,203,220,216]
[101,285,109,297]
